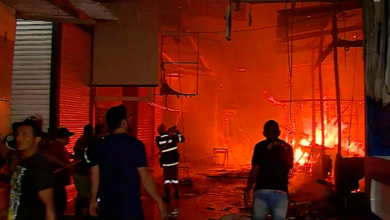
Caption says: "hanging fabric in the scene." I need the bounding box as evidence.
[374,0,387,100]
[383,0,390,104]
[225,2,232,41]
[364,0,390,105]
[363,0,377,99]
[248,4,253,26]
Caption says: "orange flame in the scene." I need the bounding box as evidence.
[290,117,364,166]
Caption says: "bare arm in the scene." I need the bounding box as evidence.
[38,188,56,220]
[245,165,260,192]
[138,167,163,204]
[89,165,100,201]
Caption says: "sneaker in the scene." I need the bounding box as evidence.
[171,208,179,216]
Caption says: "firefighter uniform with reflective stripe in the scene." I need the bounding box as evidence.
[156,132,185,200]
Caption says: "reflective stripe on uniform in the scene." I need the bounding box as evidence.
[178,134,182,142]
[171,179,179,184]
[160,134,169,138]
[164,180,171,184]
[162,162,179,167]
[84,147,90,163]
[159,139,173,145]
[161,146,177,153]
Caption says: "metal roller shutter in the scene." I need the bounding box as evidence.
[11,20,53,131]
[154,89,163,137]
[137,88,154,159]
[152,88,164,148]
[59,24,91,152]
[153,88,164,163]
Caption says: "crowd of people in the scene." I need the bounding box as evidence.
[0,104,294,220]
[0,105,169,220]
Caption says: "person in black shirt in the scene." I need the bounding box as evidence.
[244,120,293,220]
[73,124,93,219]
[89,105,166,219]
[156,124,185,201]
[8,119,55,220]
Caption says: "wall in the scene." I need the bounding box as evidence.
[0,0,14,214]
[92,1,159,86]
[0,2,15,138]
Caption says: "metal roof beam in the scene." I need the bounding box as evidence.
[15,11,95,25]
[335,39,363,47]
[46,0,93,21]
[277,25,363,42]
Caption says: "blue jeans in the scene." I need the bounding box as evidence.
[252,190,288,220]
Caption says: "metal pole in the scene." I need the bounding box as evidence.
[355,101,359,141]
[311,50,316,145]
[318,36,325,148]
[332,10,342,155]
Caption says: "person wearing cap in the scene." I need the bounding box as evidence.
[46,127,74,219]
[0,122,21,177]
[0,122,19,164]
[0,130,17,183]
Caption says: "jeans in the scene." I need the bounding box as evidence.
[252,190,288,220]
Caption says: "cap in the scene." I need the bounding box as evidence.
[2,134,16,151]
[57,128,75,138]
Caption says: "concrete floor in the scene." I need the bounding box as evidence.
[63,161,337,220]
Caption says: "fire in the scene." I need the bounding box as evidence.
[290,117,364,166]
[300,117,364,156]
[262,91,364,167]
[299,118,346,147]
[294,147,309,166]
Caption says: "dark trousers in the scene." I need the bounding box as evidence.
[75,194,90,217]
[163,166,179,182]
[54,185,67,219]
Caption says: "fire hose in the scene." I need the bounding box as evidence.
[53,160,82,174]
[147,110,184,159]
[0,160,83,189]
[147,125,179,159]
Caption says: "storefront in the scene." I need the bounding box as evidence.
[364,0,390,219]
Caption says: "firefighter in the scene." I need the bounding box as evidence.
[156,123,185,201]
